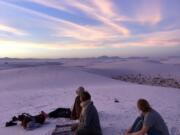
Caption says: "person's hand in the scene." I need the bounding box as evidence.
[71,124,78,131]
[124,130,131,135]
[124,132,131,135]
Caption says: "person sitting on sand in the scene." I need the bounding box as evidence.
[6,111,47,130]
[124,99,169,135]
[72,91,102,135]
[70,86,85,120]
[47,86,85,119]
[5,86,85,130]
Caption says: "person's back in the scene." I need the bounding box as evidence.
[80,101,102,134]
[76,91,102,135]
[144,109,169,135]
[125,99,169,135]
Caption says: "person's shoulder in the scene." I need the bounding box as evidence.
[90,102,95,108]
[148,109,161,118]
[90,102,99,113]
[145,109,155,118]
[87,102,95,110]
[151,109,160,115]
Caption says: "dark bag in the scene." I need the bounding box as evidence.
[48,108,71,118]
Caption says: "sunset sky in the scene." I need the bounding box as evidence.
[0,0,180,58]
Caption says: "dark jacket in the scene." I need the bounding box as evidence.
[78,101,102,135]
[71,96,82,120]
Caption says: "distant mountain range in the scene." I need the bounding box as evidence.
[0,55,180,60]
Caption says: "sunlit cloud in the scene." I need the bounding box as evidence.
[57,25,118,42]
[113,29,180,48]
[0,39,99,51]
[0,24,27,36]
[27,0,72,13]
[0,1,114,42]
[70,0,130,35]
[126,38,180,47]
[91,0,117,18]
[25,0,130,36]
[1,0,128,43]
[133,0,162,25]
[0,0,180,58]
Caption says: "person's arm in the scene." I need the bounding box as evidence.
[124,127,132,135]
[83,108,93,128]
[131,111,155,135]
[71,97,78,119]
[129,126,149,135]
[71,123,78,131]
[21,119,27,128]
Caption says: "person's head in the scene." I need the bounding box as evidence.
[137,99,152,114]
[80,91,91,102]
[76,86,85,96]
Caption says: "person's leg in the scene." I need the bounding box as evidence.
[48,108,71,118]
[26,121,41,130]
[147,127,162,135]
[60,108,71,118]
[48,108,61,118]
[129,116,144,133]
[76,128,92,135]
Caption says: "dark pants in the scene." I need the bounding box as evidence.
[48,108,71,118]
[76,128,102,135]
[129,116,162,135]
[76,128,92,135]
[129,116,144,133]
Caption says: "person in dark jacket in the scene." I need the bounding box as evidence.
[73,91,102,135]
[125,99,169,135]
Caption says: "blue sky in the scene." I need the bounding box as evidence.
[0,0,180,58]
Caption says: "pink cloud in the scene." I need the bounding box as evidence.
[0,24,27,36]
[128,38,180,47]
[112,29,180,48]
[134,0,162,25]
[25,0,130,36]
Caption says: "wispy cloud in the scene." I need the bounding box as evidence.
[26,0,130,36]
[0,38,99,51]
[133,0,162,25]
[113,29,180,48]
[1,0,129,45]
[0,0,179,58]
[70,0,130,35]
[126,38,180,47]
[27,0,71,13]
[0,24,27,36]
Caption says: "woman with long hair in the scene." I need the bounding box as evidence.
[125,99,169,135]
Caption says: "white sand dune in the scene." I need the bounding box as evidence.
[0,57,180,135]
